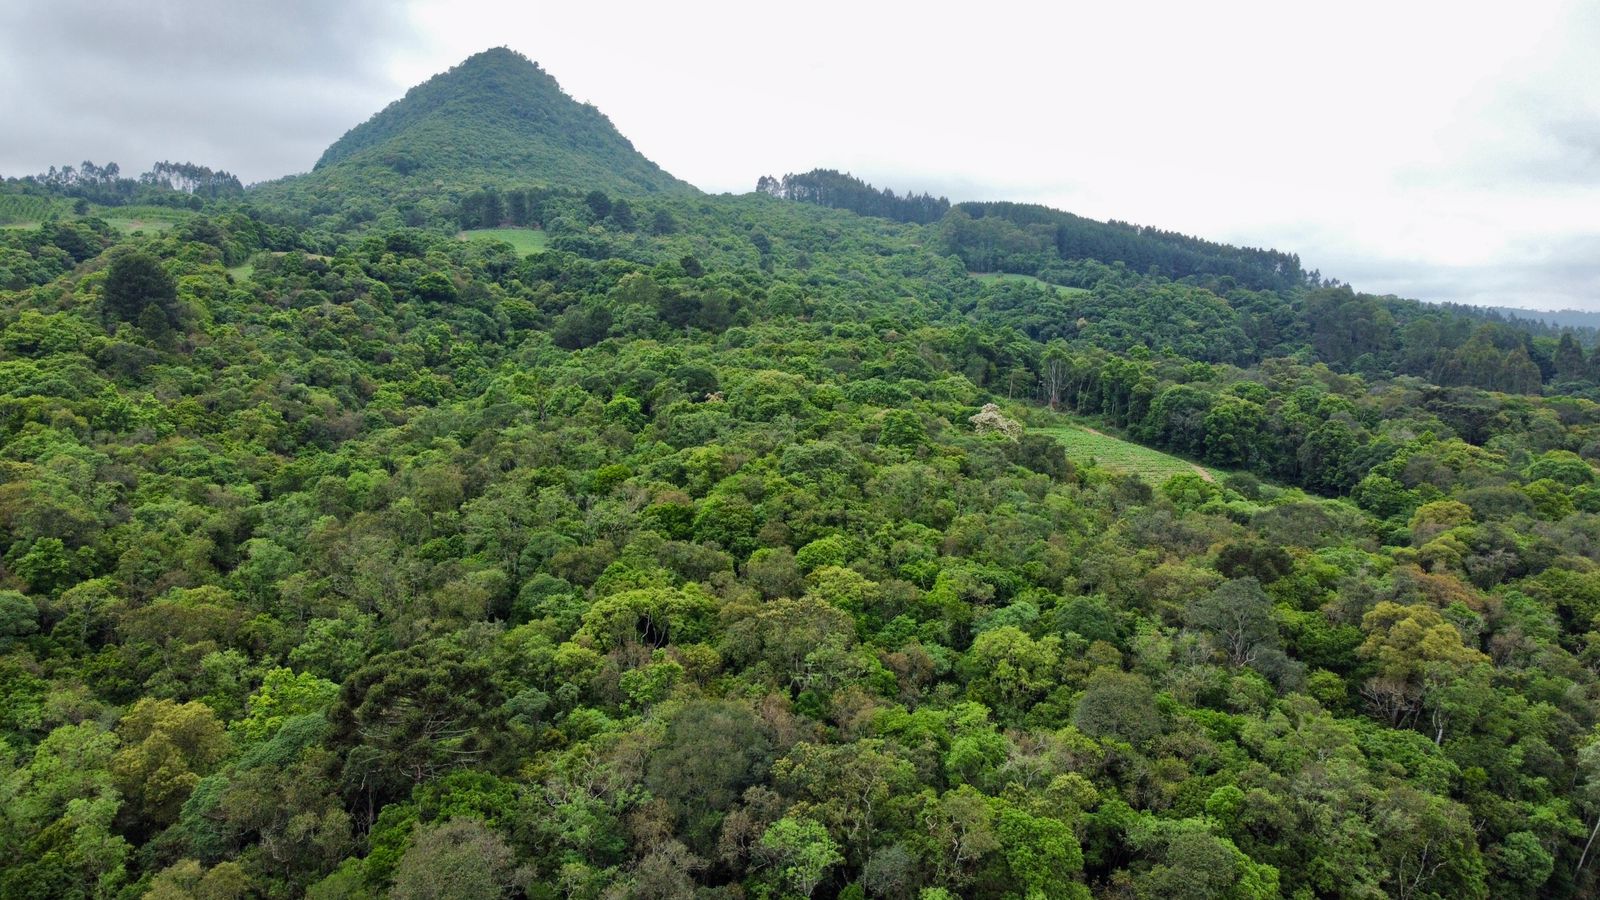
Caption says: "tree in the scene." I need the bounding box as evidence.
[1358,601,1488,734]
[0,722,130,898]
[390,819,518,900]
[1072,669,1161,745]
[232,667,339,743]
[0,590,39,649]
[646,699,774,849]
[924,785,999,887]
[760,816,842,897]
[144,859,249,900]
[994,801,1090,899]
[479,190,503,228]
[1574,727,1600,880]
[1555,332,1588,381]
[772,739,918,854]
[879,410,927,449]
[963,626,1062,718]
[102,250,176,326]
[1184,578,1280,668]
[552,302,611,349]
[328,644,504,818]
[1203,396,1266,468]
[1127,816,1279,900]
[1371,783,1486,900]
[970,403,1022,440]
[1040,343,1071,410]
[112,699,231,830]
[413,271,457,303]
[725,594,854,676]
[608,198,636,231]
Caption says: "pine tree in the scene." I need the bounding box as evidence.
[1555,332,1588,381]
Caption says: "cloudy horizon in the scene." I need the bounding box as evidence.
[2,0,1597,312]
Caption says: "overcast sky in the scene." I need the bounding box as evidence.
[3,1,1598,312]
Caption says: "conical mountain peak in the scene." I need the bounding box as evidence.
[284,47,692,200]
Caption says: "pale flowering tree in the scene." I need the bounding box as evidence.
[969,403,1022,441]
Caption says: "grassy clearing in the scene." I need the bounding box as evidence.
[106,217,177,234]
[1035,423,1217,483]
[226,251,332,281]
[458,227,549,254]
[970,272,1090,295]
[99,205,191,234]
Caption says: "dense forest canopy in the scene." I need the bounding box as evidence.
[3,46,1600,900]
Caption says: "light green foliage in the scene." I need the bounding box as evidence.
[963,626,1061,717]
[577,585,716,649]
[762,816,843,898]
[1126,817,1279,900]
[144,859,250,900]
[994,801,1090,900]
[231,668,339,743]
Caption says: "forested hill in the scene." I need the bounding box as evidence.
[755,171,1304,292]
[248,48,692,221]
[943,201,1306,292]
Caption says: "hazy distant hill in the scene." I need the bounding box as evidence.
[1485,306,1600,331]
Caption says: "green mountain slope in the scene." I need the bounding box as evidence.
[251,48,692,219]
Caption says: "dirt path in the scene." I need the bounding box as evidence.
[1078,425,1215,482]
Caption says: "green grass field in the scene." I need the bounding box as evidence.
[105,215,181,234]
[1035,424,1217,483]
[106,218,176,234]
[971,272,1090,295]
[458,227,549,254]
[92,204,189,234]
[0,199,195,232]
[0,195,63,226]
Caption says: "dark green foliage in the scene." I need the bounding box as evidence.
[101,249,177,325]
[943,200,1304,290]
[646,699,774,849]
[1073,669,1162,745]
[328,643,504,816]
